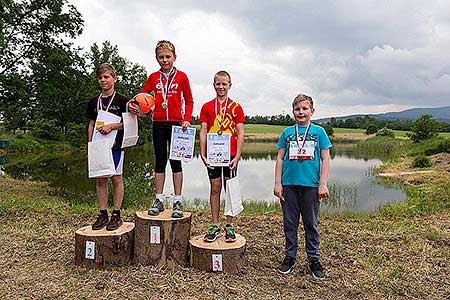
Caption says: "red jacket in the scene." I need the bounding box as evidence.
[141,68,194,122]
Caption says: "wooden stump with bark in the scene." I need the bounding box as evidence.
[134,210,192,269]
[189,234,246,274]
[74,222,134,268]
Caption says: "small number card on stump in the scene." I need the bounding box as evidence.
[134,210,192,269]
[189,234,246,274]
[75,222,134,269]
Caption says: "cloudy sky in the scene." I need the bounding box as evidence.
[69,0,450,118]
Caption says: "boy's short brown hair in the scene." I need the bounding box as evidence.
[155,40,176,55]
[95,63,117,78]
[292,94,314,109]
[214,70,231,82]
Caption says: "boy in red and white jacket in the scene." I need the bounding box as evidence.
[130,40,193,218]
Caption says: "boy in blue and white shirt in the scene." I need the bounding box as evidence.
[274,94,332,279]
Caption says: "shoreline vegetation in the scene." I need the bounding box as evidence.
[1,128,449,299]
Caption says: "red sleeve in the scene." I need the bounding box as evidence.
[182,73,194,122]
[141,75,154,94]
[199,102,209,123]
[234,103,246,124]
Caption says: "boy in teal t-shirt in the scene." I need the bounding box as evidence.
[274,94,332,279]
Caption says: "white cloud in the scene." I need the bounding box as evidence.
[69,0,450,118]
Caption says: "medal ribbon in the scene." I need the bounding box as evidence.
[215,97,229,132]
[295,123,311,151]
[97,91,116,112]
[159,68,177,108]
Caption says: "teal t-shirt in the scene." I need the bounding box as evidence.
[276,123,332,187]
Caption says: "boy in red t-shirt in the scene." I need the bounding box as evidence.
[129,40,194,218]
[199,71,246,242]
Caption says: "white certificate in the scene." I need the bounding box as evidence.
[207,133,231,167]
[92,110,121,148]
[169,126,196,162]
[121,112,139,148]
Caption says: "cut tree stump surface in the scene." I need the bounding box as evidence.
[190,233,246,274]
[134,210,192,269]
[75,222,134,268]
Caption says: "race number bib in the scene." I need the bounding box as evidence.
[289,141,315,160]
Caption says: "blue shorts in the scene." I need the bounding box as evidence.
[112,149,124,175]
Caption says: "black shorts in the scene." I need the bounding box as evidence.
[207,156,237,180]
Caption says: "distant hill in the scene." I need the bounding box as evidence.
[314,106,450,124]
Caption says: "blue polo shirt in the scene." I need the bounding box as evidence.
[276,123,332,187]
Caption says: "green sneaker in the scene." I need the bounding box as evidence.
[203,224,220,242]
[224,223,236,242]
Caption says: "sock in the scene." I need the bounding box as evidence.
[156,193,164,200]
[112,209,120,217]
[100,209,108,216]
[174,195,182,203]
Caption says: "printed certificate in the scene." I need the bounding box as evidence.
[207,133,231,167]
[169,126,196,161]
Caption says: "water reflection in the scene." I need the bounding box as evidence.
[2,143,406,213]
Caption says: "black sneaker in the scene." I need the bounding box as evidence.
[106,213,123,231]
[224,224,237,243]
[203,224,220,242]
[92,213,109,230]
[171,200,183,218]
[278,256,295,274]
[309,257,326,280]
[148,198,164,216]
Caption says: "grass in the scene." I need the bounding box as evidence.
[1,177,450,299]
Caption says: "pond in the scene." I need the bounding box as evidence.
[1,142,406,213]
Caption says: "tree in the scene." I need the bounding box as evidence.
[85,41,147,97]
[365,123,377,135]
[407,114,439,143]
[0,0,83,76]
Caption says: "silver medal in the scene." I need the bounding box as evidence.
[217,130,222,135]
[162,101,167,110]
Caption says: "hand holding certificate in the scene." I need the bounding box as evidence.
[206,133,231,167]
[169,125,196,161]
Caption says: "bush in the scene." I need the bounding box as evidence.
[376,127,395,138]
[366,123,377,135]
[322,124,334,136]
[65,123,87,147]
[412,155,432,168]
[122,162,154,208]
[28,119,63,141]
[407,114,439,143]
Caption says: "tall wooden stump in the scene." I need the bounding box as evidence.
[75,222,134,268]
[190,234,246,274]
[134,210,192,269]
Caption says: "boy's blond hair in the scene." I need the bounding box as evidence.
[292,94,314,109]
[155,40,176,56]
[214,70,231,83]
[95,63,117,78]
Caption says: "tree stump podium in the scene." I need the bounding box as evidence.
[189,234,246,274]
[75,222,134,268]
[134,210,192,269]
